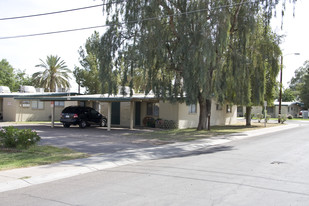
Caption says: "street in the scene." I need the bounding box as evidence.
[1,121,309,206]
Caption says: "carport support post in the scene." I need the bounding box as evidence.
[130,101,134,130]
[51,101,55,128]
[107,102,111,131]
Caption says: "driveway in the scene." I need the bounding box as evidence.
[0,123,168,155]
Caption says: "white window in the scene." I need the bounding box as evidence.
[55,101,64,107]
[32,100,44,109]
[188,104,197,114]
[21,101,30,108]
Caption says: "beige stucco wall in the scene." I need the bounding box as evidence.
[2,98,78,122]
[159,101,179,122]
[1,96,237,128]
[177,102,198,129]
[15,100,67,121]
[224,105,237,125]
[289,104,300,117]
[120,102,131,127]
[210,102,237,126]
[98,102,108,116]
[140,102,147,121]
[98,102,132,127]
[3,98,17,121]
[243,103,301,118]
[159,100,237,129]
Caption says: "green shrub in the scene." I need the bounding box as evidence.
[142,117,155,127]
[287,114,293,119]
[155,119,164,128]
[256,113,263,123]
[0,126,41,149]
[244,113,255,119]
[278,114,287,124]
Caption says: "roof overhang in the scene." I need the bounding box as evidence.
[13,93,160,102]
[273,101,304,107]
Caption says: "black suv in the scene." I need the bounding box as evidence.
[60,106,107,128]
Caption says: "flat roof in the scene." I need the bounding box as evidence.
[0,92,79,98]
[11,93,159,102]
[273,101,304,107]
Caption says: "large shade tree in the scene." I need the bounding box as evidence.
[288,60,309,100]
[75,31,102,94]
[224,16,281,126]
[0,59,33,92]
[33,55,71,92]
[300,71,309,108]
[100,0,295,130]
[0,59,15,88]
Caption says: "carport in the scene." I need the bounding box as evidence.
[15,94,159,131]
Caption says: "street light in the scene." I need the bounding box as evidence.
[278,53,300,123]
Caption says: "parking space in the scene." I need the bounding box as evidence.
[0,123,168,155]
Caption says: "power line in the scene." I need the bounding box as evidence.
[0,1,125,21]
[0,25,108,40]
[0,1,255,40]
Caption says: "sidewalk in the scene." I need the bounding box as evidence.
[0,123,298,193]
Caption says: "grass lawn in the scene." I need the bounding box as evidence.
[138,122,281,142]
[0,145,89,171]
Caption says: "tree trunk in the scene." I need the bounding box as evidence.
[197,97,212,130]
[206,99,212,130]
[197,98,207,130]
[245,106,252,126]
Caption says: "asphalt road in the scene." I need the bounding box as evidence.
[3,124,167,155]
[1,121,309,206]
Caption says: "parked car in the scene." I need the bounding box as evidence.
[60,106,107,128]
[299,110,307,116]
[299,110,308,117]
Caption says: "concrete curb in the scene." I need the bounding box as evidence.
[0,123,299,193]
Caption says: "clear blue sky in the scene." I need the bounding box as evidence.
[0,0,308,92]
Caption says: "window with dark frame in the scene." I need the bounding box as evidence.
[188,104,197,114]
[21,101,30,108]
[147,103,159,116]
[55,101,64,107]
[226,105,232,113]
[216,104,223,110]
[32,100,44,109]
[147,103,153,115]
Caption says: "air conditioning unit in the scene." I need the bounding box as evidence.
[118,86,134,96]
[35,88,45,93]
[20,86,36,93]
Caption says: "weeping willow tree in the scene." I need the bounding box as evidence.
[221,15,282,126]
[99,0,295,130]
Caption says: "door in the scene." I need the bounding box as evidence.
[111,102,120,125]
[135,102,141,126]
[89,108,101,124]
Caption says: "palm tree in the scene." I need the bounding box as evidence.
[33,55,71,92]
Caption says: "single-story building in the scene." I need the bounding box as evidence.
[0,86,237,129]
[237,101,304,118]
